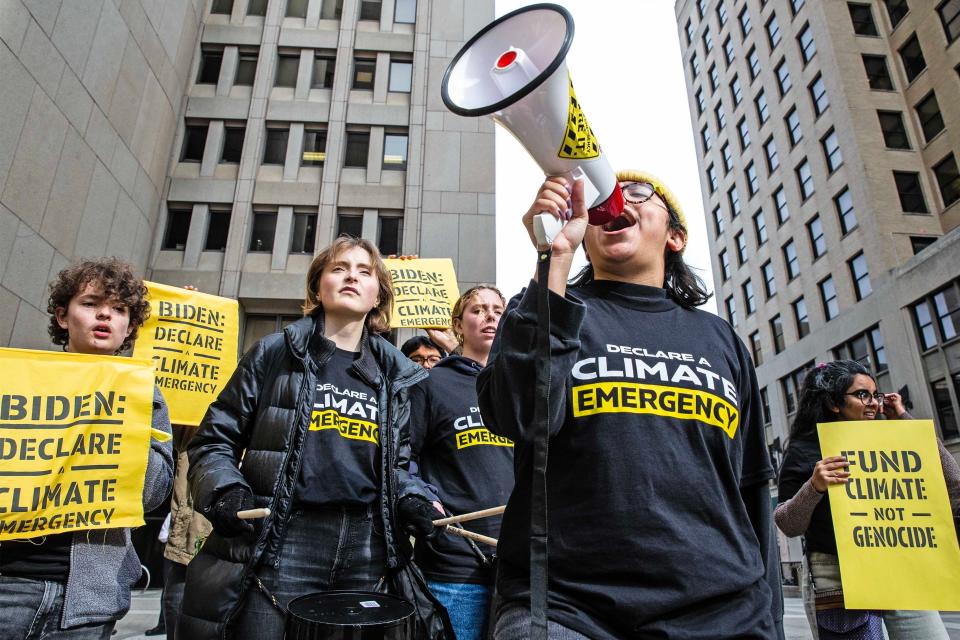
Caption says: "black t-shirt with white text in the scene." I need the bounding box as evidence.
[295,348,380,507]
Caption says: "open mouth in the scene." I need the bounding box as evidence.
[340,287,359,296]
[92,324,111,337]
[602,215,634,232]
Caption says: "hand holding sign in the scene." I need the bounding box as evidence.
[811,455,850,492]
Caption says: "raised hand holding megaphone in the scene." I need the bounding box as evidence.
[441,3,623,246]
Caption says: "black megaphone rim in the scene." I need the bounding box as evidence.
[441,2,575,118]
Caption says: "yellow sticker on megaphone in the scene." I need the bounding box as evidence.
[558,76,600,160]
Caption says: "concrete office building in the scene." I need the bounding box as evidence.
[675,0,960,572]
[0,0,496,353]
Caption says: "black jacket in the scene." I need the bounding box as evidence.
[178,314,452,639]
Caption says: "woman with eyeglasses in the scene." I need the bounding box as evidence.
[775,359,960,639]
[478,172,782,639]
[409,285,513,640]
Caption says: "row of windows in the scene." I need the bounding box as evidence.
[180,121,409,171]
[197,47,413,93]
[162,205,403,256]
[210,0,416,24]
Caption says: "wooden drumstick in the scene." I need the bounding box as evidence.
[237,507,271,520]
[444,525,498,547]
[432,505,505,527]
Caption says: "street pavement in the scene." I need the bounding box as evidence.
[115,589,960,639]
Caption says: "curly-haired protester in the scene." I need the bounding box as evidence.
[478,173,783,639]
[775,360,960,639]
[410,285,513,640]
[179,236,452,639]
[0,258,173,638]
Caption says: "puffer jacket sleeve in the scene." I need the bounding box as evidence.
[188,338,268,513]
[143,387,174,512]
[392,382,436,503]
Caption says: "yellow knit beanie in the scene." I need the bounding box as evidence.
[616,170,687,232]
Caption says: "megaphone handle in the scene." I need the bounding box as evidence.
[533,212,564,246]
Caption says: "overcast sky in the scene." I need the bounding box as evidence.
[490,0,716,312]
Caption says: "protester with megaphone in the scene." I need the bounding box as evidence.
[477,173,783,639]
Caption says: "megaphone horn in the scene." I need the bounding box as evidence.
[441,3,623,245]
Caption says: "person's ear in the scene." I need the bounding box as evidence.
[55,307,69,330]
[666,227,686,254]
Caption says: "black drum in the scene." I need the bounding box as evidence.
[284,591,414,640]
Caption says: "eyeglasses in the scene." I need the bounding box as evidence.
[845,390,885,405]
[621,182,660,205]
[410,355,441,366]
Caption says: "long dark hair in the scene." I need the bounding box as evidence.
[788,360,874,441]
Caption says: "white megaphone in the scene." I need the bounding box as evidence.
[441,3,623,246]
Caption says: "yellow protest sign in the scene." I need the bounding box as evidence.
[0,348,156,540]
[818,419,960,610]
[385,259,461,329]
[133,282,239,426]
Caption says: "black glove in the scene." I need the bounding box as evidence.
[397,495,442,541]
[209,486,255,538]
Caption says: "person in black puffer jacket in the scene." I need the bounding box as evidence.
[178,236,453,640]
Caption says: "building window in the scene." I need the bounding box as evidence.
[286,0,308,17]
[776,59,792,96]
[848,3,878,35]
[883,0,909,29]
[835,187,857,233]
[302,127,327,166]
[389,59,413,92]
[726,295,738,327]
[242,315,301,354]
[870,326,888,372]
[783,240,800,280]
[821,129,843,173]
[797,23,816,63]
[702,27,713,52]
[763,136,780,176]
[793,297,810,338]
[898,33,926,83]
[715,103,726,130]
[344,130,370,168]
[275,53,299,87]
[746,162,760,196]
[701,125,713,152]
[754,210,768,246]
[739,7,752,37]
[312,52,336,89]
[249,211,277,252]
[791,0,806,15]
[378,214,403,256]
[730,75,743,105]
[744,280,757,315]
[910,236,937,255]
[862,54,894,90]
[722,143,734,173]
[932,378,960,440]
[394,0,416,23]
[353,56,376,89]
[771,315,786,353]
[723,36,735,66]
[221,125,245,163]
[695,88,706,114]
[717,0,728,25]
[796,159,814,200]
[697,0,706,18]
[204,209,230,251]
[211,0,233,14]
[709,64,720,92]
[934,153,960,207]
[755,90,769,124]
[849,252,872,300]
[262,126,288,165]
[180,124,208,162]
[893,171,928,213]
[751,332,763,366]
[786,107,802,146]
[748,47,761,80]
[235,50,258,86]
[247,0,267,15]
[938,0,960,42]
[383,132,408,170]
[707,164,718,193]
[359,0,381,20]
[163,207,192,250]
[878,110,910,149]
[290,211,317,254]
[915,91,945,142]
[736,231,748,264]
[197,46,223,84]
[336,213,363,239]
[774,185,789,224]
[762,260,777,298]
[807,214,826,258]
[321,0,345,19]
[729,186,742,218]
[720,249,731,281]
[737,118,750,150]
[914,300,937,349]
[713,205,725,235]
[766,14,782,48]
[934,285,959,342]
[685,19,695,45]
[820,276,839,320]
[809,74,829,116]
[833,326,887,373]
